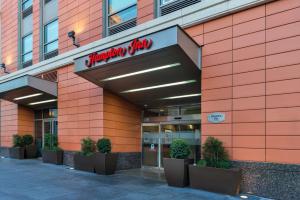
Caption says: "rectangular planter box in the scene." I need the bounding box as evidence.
[163,158,190,187]
[42,150,63,165]
[74,153,95,173]
[9,147,25,159]
[189,165,242,195]
[25,145,37,159]
[94,152,118,175]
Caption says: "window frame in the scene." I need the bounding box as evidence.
[22,0,33,12]
[105,0,138,36]
[43,18,59,56]
[21,33,33,65]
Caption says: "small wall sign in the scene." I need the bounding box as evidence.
[207,112,225,123]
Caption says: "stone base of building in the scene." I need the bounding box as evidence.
[63,151,141,170]
[0,147,9,157]
[232,161,300,200]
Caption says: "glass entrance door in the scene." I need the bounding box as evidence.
[43,119,58,148]
[142,122,200,168]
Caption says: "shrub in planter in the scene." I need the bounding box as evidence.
[164,139,191,187]
[94,138,118,175]
[42,133,63,165]
[9,135,25,159]
[189,137,242,195]
[23,134,37,159]
[74,137,96,172]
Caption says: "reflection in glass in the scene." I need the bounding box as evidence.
[109,5,137,27]
[22,34,33,63]
[108,0,136,14]
[44,20,58,53]
[22,0,33,11]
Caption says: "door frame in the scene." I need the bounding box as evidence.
[42,118,58,148]
[141,120,201,169]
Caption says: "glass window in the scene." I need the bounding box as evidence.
[108,0,136,14]
[108,0,137,27]
[22,34,33,63]
[161,0,177,5]
[44,20,58,53]
[22,0,33,11]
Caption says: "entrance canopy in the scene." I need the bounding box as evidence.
[74,26,201,108]
[0,75,57,109]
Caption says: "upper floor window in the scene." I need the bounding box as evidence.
[20,0,33,68]
[44,20,58,55]
[22,0,33,11]
[22,34,33,64]
[106,0,137,36]
[159,0,202,16]
[42,0,58,60]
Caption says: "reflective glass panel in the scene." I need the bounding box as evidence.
[109,5,137,26]
[108,0,136,14]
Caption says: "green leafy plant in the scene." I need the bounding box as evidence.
[81,137,96,156]
[97,138,112,154]
[22,135,33,146]
[201,136,231,169]
[170,139,191,159]
[196,159,207,167]
[43,133,62,152]
[12,134,24,147]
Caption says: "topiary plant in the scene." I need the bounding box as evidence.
[81,137,96,156]
[22,134,34,146]
[97,138,112,154]
[12,134,24,147]
[170,139,191,159]
[201,136,231,169]
[43,133,62,151]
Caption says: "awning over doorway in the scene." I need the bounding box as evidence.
[0,75,57,109]
[74,25,201,108]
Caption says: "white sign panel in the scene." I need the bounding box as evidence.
[207,112,225,123]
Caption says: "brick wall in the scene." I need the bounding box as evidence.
[0,100,34,147]
[58,0,103,54]
[186,0,300,164]
[0,0,18,74]
[57,65,104,151]
[103,91,141,153]
[137,0,154,24]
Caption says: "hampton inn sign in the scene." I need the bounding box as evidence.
[85,38,153,68]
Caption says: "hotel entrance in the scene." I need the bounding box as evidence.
[142,104,201,169]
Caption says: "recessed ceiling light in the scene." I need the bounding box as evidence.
[121,80,196,93]
[161,93,201,100]
[29,99,57,105]
[14,93,43,101]
[101,63,180,81]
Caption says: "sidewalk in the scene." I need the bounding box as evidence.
[0,158,270,200]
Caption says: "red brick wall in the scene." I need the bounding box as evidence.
[58,0,103,54]
[0,100,34,147]
[103,91,141,152]
[32,0,40,64]
[186,0,300,164]
[57,65,104,151]
[0,0,18,74]
[137,0,154,24]
[0,100,18,147]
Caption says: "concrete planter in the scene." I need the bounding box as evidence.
[94,152,118,175]
[74,153,95,173]
[25,145,37,159]
[189,165,242,195]
[9,147,25,159]
[163,158,189,187]
[42,150,63,165]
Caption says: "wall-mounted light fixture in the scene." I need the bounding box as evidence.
[68,30,80,48]
[0,63,9,74]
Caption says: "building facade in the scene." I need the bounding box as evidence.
[0,0,300,199]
